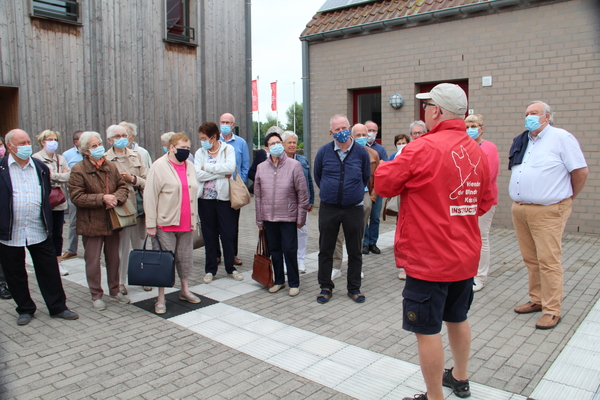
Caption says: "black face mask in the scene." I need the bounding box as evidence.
[174,148,190,162]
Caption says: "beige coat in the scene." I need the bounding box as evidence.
[32,149,70,211]
[144,154,199,229]
[104,147,147,207]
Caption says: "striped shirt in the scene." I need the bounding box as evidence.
[0,155,48,247]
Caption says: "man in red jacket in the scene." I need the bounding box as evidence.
[375,84,494,400]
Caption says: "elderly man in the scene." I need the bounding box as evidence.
[314,115,371,304]
[509,101,588,330]
[376,84,493,400]
[331,124,380,280]
[219,112,250,266]
[61,130,84,261]
[0,129,79,325]
[119,121,152,170]
[363,120,387,255]
[409,120,427,141]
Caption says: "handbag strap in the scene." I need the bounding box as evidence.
[143,234,164,252]
[257,229,270,257]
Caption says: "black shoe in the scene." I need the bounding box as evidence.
[443,367,471,398]
[0,282,12,300]
[402,394,428,400]
[362,245,369,254]
[51,309,79,320]
[369,244,381,254]
[17,313,33,326]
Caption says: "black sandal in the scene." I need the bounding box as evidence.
[317,289,332,304]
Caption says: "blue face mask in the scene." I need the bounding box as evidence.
[269,143,284,157]
[466,128,480,139]
[201,140,212,151]
[15,145,32,160]
[355,137,368,147]
[162,147,168,153]
[220,125,232,135]
[525,115,541,132]
[333,129,351,143]
[90,146,105,160]
[113,138,129,149]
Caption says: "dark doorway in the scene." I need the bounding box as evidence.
[417,80,468,122]
[353,87,382,144]
[0,87,19,137]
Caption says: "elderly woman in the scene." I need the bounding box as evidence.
[194,122,242,283]
[68,131,130,310]
[161,131,195,163]
[144,132,200,314]
[104,125,147,295]
[389,134,411,161]
[281,130,314,274]
[32,130,71,276]
[255,132,309,296]
[465,114,500,292]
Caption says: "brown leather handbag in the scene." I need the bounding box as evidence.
[251,229,274,287]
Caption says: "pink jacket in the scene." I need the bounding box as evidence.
[254,153,309,227]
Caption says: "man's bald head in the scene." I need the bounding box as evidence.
[351,123,368,138]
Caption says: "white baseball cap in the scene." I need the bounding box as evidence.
[416,83,467,115]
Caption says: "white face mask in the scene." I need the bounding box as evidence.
[396,144,406,153]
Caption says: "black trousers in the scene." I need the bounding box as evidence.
[0,237,68,316]
[199,199,238,275]
[51,210,65,256]
[264,221,299,288]
[318,203,364,292]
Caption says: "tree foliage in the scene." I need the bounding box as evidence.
[285,102,303,139]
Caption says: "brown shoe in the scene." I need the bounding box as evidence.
[514,301,542,314]
[61,252,77,261]
[234,257,243,266]
[535,314,561,329]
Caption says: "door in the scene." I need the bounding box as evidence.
[0,87,19,137]
[353,87,382,143]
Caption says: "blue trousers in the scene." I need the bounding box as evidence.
[363,196,382,246]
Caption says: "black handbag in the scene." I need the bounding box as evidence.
[128,235,175,288]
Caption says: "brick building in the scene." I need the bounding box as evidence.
[300,0,600,234]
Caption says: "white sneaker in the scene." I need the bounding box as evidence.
[331,269,341,280]
[361,271,364,278]
[110,292,130,304]
[398,269,406,280]
[298,263,306,274]
[58,263,69,276]
[473,277,485,292]
[203,273,213,283]
[229,271,244,281]
[92,299,106,311]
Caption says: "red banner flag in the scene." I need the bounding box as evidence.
[252,80,258,112]
[270,82,277,111]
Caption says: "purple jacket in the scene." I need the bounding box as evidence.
[254,153,309,227]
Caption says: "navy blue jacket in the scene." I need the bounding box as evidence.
[0,156,53,241]
[314,140,370,208]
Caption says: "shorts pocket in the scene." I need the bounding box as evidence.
[402,288,431,327]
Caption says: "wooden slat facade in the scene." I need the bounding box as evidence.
[0,0,248,159]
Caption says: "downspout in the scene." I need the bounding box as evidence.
[245,0,253,162]
[301,39,311,163]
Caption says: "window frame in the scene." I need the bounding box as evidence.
[164,0,198,47]
[30,0,81,25]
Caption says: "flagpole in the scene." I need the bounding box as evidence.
[293,81,296,135]
[257,76,260,149]
[276,80,279,128]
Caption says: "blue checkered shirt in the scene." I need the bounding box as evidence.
[0,155,48,247]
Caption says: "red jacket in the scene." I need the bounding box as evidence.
[375,119,494,282]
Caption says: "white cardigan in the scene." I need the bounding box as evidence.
[194,141,236,201]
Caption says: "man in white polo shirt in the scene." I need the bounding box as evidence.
[509,101,588,330]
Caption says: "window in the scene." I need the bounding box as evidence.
[165,0,196,45]
[353,87,382,143]
[31,0,79,23]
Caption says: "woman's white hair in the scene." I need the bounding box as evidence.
[106,124,126,139]
[79,131,102,151]
[281,130,297,142]
[119,121,138,136]
[161,131,176,144]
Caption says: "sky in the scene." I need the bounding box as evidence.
[251,0,325,126]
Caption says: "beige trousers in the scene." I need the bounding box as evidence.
[511,198,572,316]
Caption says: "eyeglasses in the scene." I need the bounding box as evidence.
[421,102,437,110]
[411,131,424,136]
[112,134,128,139]
[268,141,282,147]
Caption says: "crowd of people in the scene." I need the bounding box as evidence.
[0,86,589,400]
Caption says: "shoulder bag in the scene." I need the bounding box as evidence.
[128,235,176,288]
[49,156,67,208]
[383,195,400,221]
[229,167,251,210]
[105,173,137,230]
[251,229,274,287]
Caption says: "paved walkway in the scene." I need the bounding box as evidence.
[1,198,600,399]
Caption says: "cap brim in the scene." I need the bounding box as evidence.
[415,92,432,100]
